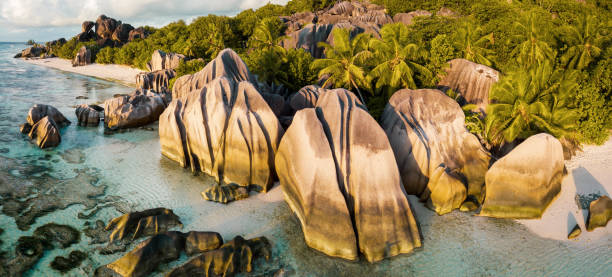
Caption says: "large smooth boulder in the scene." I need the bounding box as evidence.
[171,49,256,99]
[136,69,175,94]
[21,46,44,58]
[160,77,283,195]
[147,50,185,72]
[28,116,61,148]
[26,104,70,126]
[587,196,612,231]
[437,59,499,111]
[112,23,134,43]
[104,89,167,130]
[95,15,119,40]
[480,133,565,218]
[72,46,91,67]
[105,208,182,243]
[381,89,490,214]
[75,104,104,127]
[288,85,324,112]
[82,21,95,33]
[276,89,421,262]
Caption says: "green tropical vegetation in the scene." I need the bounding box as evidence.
[45,0,611,149]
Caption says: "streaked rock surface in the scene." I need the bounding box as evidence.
[438,59,499,111]
[587,196,612,231]
[103,89,167,130]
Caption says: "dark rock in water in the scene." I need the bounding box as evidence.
[13,52,22,58]
[167,236,271,277]
[61,148,86,164]
[2,236,45,276]
[50,250,87,273]
[19,122,32,134]
[95,15,119,40]
[381,89,490,214]
[112,23,134,43]
[104,89,167,130]
[73,46,92,67]
[136,69,175,94]
[28,116,61,148]
[75,95,89,99]
[128,27,148,41]
[276,89,421,262]
[105,207,182,243]
[76,104,103,127]
[568,224,581,239]
[26,104,70,127]
[82,21,95,33]
[202,183,249,204]
[95,231,186,277]
[20,46,45,58]
[587,195,612,231]
[34,223,80,249]
[84,220,110,244]
[184,231,223,256]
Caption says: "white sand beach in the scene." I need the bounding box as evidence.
[24,57,143,87]
[517,137,612,242]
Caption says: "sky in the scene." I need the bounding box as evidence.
[0,0,288,42]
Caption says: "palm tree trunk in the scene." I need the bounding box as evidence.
[350,78,367,108]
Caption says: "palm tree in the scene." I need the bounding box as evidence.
[452,20,495,66]
[558,14,611,70]
[248,17,288,53]
[205,22,225,58]
[312,28,372,104]
[485,61,578,145]
[511,11,555,67]
[367,23,432,98]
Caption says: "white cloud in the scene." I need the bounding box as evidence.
[0,0,288,41]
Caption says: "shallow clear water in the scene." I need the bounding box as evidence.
[0,42,610,276]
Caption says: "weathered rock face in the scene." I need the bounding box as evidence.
[281,1,389,58]
[147,50,186,72]
[393,10,432,25]
[587,196,612,231]
[128,27,148,41]
[105,208,183,243]
[136,69,176,94]
[288,85,324,112]
[480,133,565,219]
[437,59,500,111]
[82,21,95,33]
[184,231,223,256]
[95,231,186,277]
[26,104,70,126]
[276,89,421,262]
[381,89,490,215]
[160,77,283,194]
[72,46,92,67]
[21,104,70,149]
[171,49,256,100]
[76,30,96,42]
[104,89,167,130]
[95,15,119,40]
[75,104,104,127]
[167,236,271,277]
[112,23,134,43]
[20,46,44,58]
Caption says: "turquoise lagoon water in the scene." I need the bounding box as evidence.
[0,42,610,276]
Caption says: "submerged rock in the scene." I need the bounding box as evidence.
[587,196,612,231]
[72,46,92,67]
[202,183,249,204]
[437,59,500,111]
[104,89,167,130]
[167,236,271,277]
[276,89,421,262]
[381,89,490,214]
[2,236,45,276]
[33,223,80,249]
[480,134,565,219]
[105,207,182,243]
[50,250,87,273]
[568,224,582,239]
[184,231,223,256]
[76,104,104,127]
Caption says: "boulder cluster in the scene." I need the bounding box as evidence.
[136,50,189,94]
[103,89,169,130]
[19,104,71,149]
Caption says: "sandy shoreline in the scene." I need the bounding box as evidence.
[23,57,143,87]
[517,138,612,242]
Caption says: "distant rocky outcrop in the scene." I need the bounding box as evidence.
[20,46,44,58]
[95,15,119,40]
[147,50,186,72]
[393,10,432,25]
[276,88,421,262]
[128,27,148,41]
[103,89,167,130]
[381,89,490,214]
[75,104,104,127]
[112,23,134,43]
[437,59,500,111]
[480,133,565,218]
[587,196,612,231]
[20,104,70,149]
[136,69,176,94]
[72,46,92,67]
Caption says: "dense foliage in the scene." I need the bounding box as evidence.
[47,0,611,147]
